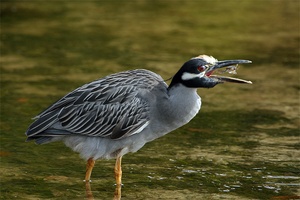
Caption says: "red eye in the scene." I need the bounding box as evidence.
[197,66,206,72]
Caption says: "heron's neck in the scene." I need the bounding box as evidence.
[165,83,202,127]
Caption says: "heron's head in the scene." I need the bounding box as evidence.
[169,55,252,89]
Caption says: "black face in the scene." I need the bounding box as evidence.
[169,58,219,89]
[168,56,252,89]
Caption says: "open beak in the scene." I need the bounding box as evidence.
[206,60,252,84]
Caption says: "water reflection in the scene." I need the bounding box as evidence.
[113,184,121,200]
[83,166,300,199]
[85,182,94,200]
[85,181,121,200]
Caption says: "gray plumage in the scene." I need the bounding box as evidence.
[26,69,201,160]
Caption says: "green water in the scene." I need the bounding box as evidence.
[1,1,299,199]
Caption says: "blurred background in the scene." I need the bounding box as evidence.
[0,1,299,199]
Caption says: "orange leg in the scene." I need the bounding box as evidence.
[85,158,95,182]
[114,156,123,186]
[114,156,122,200]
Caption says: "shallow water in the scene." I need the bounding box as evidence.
[1,1,299,199]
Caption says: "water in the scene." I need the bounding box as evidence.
[1,1,299,199]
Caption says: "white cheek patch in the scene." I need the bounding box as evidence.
[181,72,205,81]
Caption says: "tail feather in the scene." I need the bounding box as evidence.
[26,129,71,144]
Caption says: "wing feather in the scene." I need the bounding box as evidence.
[26,69,165,141]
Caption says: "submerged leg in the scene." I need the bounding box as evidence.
[85,181,94,200]
[114,156,122,186]
[114,184,121,200]
[85,158,95,182]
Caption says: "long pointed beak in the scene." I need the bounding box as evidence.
[214,60,252,69]
[207,59,252,84]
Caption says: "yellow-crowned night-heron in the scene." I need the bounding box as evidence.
[25,55,252,186]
